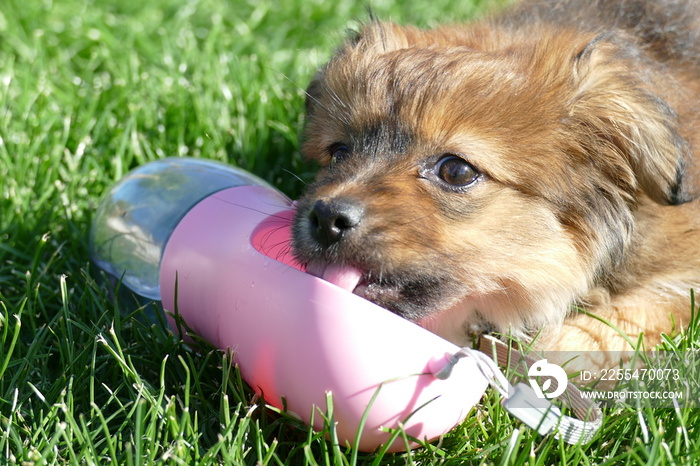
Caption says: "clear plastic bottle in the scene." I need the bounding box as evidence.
[89,157,273,300]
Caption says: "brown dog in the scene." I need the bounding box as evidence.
[291,0,700,363]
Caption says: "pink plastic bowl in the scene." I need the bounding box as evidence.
[159,185,489,452]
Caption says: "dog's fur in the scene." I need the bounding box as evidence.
[291,0,700,359]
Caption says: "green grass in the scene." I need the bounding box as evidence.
[1,0,699,464]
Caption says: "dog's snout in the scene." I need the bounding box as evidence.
[307,198,364,247]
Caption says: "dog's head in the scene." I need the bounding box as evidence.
[291,21,690,342]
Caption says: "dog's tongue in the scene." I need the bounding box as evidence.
[308,262,363,292]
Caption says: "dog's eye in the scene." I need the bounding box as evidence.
[436,155,479,187]
[328,143,350,167]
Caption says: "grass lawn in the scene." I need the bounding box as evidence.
[1,0,699,464]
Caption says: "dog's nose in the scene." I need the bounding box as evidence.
[307,198,364,247]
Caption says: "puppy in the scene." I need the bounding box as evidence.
[291,0,700,363]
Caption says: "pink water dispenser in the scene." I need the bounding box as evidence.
[90,158,489,452]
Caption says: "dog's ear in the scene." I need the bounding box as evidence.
[304,72,324,118]
[570,36,692,205]
[304,21,418,120]
[345,20,428,55]
[304,21,394,117]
